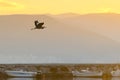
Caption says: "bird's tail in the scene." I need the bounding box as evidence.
[43,26,46,28]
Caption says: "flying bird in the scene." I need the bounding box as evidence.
[31,20,45,30]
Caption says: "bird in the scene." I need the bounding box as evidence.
[31,20,45,30]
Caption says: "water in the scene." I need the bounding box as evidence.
[0,77,119,80]
[8,78,34,80]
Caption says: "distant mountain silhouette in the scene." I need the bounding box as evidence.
[56,13,120,42]
[0,14,120,63]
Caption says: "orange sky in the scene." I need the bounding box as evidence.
[0,0,120,15]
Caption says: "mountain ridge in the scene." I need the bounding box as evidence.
[0,14,120,63]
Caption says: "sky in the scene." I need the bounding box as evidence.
[1,0,120,15]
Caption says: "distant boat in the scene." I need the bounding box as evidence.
[72,69,103,77]
[5,70,37,77]
[111,69,120,77]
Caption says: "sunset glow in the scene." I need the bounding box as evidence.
[0,0,24,15]
[1,0,120,15]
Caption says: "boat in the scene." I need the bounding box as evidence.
[111,69,120,77]
[72,69,103,77]
[5,70,37,77]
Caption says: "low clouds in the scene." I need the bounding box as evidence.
[0,0,19,7]
[0,0,24,14]
[0,0,24,9]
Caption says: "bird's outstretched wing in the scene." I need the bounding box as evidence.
[39,22,44,26]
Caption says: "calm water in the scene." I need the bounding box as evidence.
[0,77,119,80]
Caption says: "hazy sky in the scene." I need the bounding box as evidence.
[1,0,120,63]
[1,0,120,15]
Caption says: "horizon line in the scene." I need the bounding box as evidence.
[0,12,120,16]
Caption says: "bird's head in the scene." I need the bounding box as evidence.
[34,20,39,23]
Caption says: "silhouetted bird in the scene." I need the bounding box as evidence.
[31,20,45,30]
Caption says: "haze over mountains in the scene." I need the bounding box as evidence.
[0,13,120,63]
[57,13,120,42]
